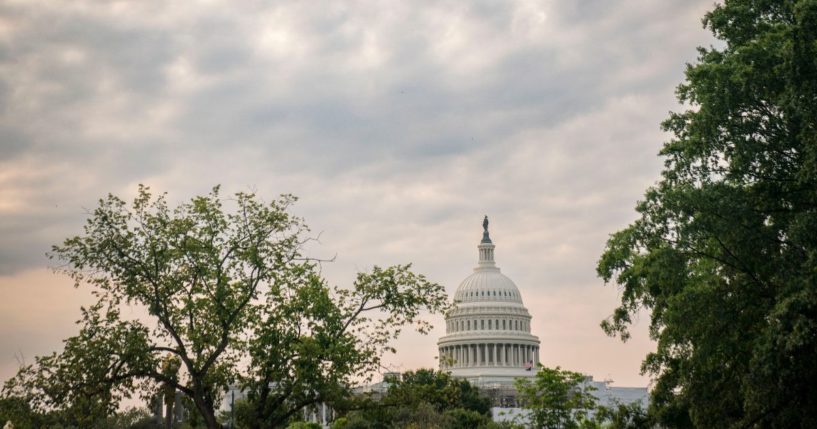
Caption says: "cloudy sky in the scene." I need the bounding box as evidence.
[0,0,716,390]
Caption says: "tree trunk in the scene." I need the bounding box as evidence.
[193,393,222,429]
[165,398,174,429]
[164,384,175,429]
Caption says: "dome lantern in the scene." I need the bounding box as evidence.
[478,216,496,268]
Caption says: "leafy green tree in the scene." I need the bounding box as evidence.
[338,369,493,429]
[285,422,321,429]
[0,396,39,429]
[98,407,161,429]
[597,0,817,427]
[514,365,597,429]
[593,402,654,429]
[2,186,449,429]
[442,408,492,429]
[385,369,491,416]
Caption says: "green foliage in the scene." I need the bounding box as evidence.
[593,402,654,429]
[0,401,161,429]
[95,407,161,429]
[514,365,597,429]
[0,396,38,429]
[286,421,322,429]
[338,369,493,429]
[597,0,817,427]
[441,408,490,429]
[2,186,449,429]
[385,369,491,416]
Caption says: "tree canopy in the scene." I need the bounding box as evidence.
[2,186,449,429]
[514,365,597,429]
[336,369,495,429]
[597,0,817,427]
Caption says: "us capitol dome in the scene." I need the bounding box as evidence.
[437,216,540,387]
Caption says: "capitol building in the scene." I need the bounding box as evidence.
[437,217,540,388]
[437,217,649,412]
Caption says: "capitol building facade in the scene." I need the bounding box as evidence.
[437,217,540,388]
[436,217,649,415]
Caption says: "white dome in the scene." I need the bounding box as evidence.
[454,267,524,304]
[437,217,541,387]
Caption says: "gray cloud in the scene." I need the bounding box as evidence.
[0,0,715,387]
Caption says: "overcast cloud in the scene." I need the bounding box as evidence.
[0,0,716,388]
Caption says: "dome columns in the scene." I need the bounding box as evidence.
[438,342,540,369]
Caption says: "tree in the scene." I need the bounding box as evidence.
[2,186,449,429]
[385,369,492,416]
[338,369,493,429]
[593,402,654,429]
[0,397,39,429]
[514,365,597,429]
[597,0,817,427]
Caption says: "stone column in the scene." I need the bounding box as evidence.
[516,344,521,366]
[493,343,498,365]
[520,344,524,366]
